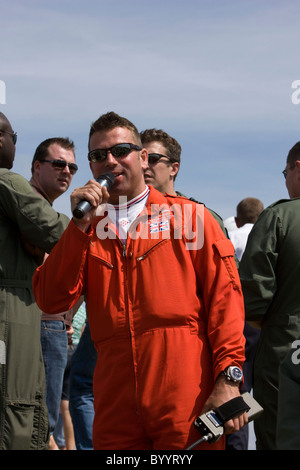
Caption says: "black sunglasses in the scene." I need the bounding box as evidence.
[0,129,17,145]
[282,164,296,179]
[88,143,142,163]
[148,153,173,164]
[39,159,78,175]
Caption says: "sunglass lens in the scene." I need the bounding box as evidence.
[53,160,66,169]
[52,160,78,174]
[148,155,160,164]
[111,145,131,158]
[89,150,106,162]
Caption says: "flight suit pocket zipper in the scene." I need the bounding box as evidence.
[136,239,169,261]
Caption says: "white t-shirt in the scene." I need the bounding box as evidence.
[105,186,150,244]
[229,223,253,261]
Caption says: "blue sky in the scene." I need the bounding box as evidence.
[1,0,300,219]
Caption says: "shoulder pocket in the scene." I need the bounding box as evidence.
[214,239,240,290]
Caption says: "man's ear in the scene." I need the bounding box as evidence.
[33,160,42,176]
[235,216,242,228]
[140,148,148,170]
[170,161,179,178]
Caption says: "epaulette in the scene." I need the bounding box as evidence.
[268,198,295,208]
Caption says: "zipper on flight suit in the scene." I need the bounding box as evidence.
[121,241,140,415]
[136,239,168,261]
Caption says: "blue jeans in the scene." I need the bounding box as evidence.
[69,322,97,450]
[41,320,68,434]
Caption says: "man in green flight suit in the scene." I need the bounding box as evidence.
[239,141,300,450]
[0,112,69,449]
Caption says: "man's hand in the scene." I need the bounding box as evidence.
[71,179,110,232]
[201,375,248,434]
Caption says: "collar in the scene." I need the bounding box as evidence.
[30,183,52,206]
[107,186,150,212]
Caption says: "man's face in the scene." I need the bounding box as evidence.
[143,141,176,194]
[0,115,16,169]
[34,143,75,201]
[89,126,148,204]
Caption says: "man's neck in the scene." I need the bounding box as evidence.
[165,188,177,195]
[162,182,176,196]
[30,176,53,205]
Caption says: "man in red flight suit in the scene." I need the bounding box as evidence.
[33,112,246,450]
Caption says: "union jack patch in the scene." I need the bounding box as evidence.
[149,217,170,234]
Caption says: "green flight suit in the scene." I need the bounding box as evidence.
[277,336,300,449]
[239,198,300,450]
[0,169,69,450]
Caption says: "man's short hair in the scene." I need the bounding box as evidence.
[287,141,300,166]
[140,128,181,165]
[89,111,142,149]
[31,137,75,174]
[236,197,264,225]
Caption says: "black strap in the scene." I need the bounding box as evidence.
[214,396,250,423]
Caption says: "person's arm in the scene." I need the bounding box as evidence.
[201,376,248,434]
[0,172,69,252]
[193,208,247,433]
[33,219,91,313]
[32,179,110,313]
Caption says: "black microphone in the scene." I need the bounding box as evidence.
[72,172,115,219]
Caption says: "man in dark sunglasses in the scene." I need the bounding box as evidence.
[0,113,69,450]
[34,111,247,451]
[140,128,181,196]
[140,128,227,236]
[30,137,77,205]
[29,137,77,449]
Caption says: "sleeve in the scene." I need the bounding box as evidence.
[32,220,92,314]
[0,172,69,252]
[192,207,246,380]
[239,207,281,323]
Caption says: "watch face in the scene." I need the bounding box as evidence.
[231,367,243,381]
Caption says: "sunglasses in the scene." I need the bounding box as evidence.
[282,169,288,179]
[282,165,295,179]
[0,129,18,145]
[88,143,142,162]
[148,153,173,164]
[39,159,78,175]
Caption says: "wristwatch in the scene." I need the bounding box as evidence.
[221,366,243,383]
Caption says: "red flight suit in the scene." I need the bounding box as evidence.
[33,187,245,450]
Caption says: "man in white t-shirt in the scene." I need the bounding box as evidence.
[229,197,264,261]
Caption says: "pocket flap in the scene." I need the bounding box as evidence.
[214,238,235,258]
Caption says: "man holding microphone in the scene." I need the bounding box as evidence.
[33,111,246,450]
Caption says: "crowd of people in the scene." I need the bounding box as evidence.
[0,110,300,450]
